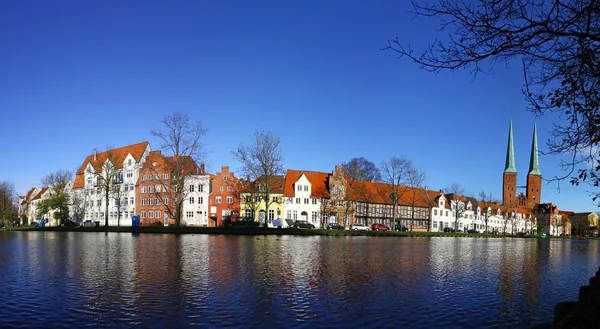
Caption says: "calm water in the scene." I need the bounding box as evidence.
[1,232,599,328]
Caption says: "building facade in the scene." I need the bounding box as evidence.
[208,166,239,227]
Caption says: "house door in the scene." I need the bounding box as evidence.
[301,211,308,222]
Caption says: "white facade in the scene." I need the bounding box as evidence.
[284,174,323,228]
[77,145,150,226]
[181,175,210,226]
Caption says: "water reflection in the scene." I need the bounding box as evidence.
[0,232,598,328]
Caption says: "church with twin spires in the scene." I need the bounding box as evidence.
[502,120,542,208]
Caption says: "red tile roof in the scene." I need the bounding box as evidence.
[346,180,439,208]
[284,169,330,198]
[73,142,149,188]
[31,187,48,201]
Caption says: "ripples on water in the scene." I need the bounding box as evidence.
[0,232,598,328]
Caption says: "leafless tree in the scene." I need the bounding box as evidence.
[86,148,122,227]
[406,167,428,231]
[0,181,17,225]
[446,183,467,232]
[379,156,413,231]
[342,157,381,226]
[41,169,72,193]
[151,111,207,226]
[384,0,600,202]
[478,191,496,233]
[233,130,284,228]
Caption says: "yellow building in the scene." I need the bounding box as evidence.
[239,175,285,227]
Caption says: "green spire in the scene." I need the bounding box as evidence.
[505,119,517,173]
[529,122,541,176]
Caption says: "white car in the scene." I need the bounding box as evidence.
[350,224,370,231]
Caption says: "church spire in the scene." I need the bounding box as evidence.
[505,119,517,173]
[528,122,541,176]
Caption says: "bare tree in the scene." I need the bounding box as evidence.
[380,156,413,231]
[406,167,428,232]
[86,149,122,227]
[0,181,18,225]
[342,157,381,226]
[41,169,72,193]
[151,111,207,226]
[478,191,496,233]
[233,130,284,228]
[384,0,600,203]
[445,183,467,232]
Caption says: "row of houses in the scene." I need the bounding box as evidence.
[17,140,599,236]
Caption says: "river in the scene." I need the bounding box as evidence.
[0,232,598,328]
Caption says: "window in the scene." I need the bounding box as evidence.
[156,211,160,218]
[149,186,154,193]
[272,196,278,202]
[142,186,146,193]
[155,198,159,205]
[433,221,438,228]
[130,197,134,205]
[255,196,260,202]
[149,198,154,205]
[434,209,437,216]
[128,159,132,166]
[227,196,233,204]
[296,198,300,204]
[190,185,195,192]
[189,197,195,204]
[163,174,168,180]
[323,200,329,206]
[163,198,168,205]
[199,197,203,204]
[149,212,154,218]
[293,211,298,220]
[155,175,159,180]
[268,210,274,220]
[220,186,223,192]
[223,176,227,181]
[156,185,161,192]
[312,198,317,205]
[97,200,101,207]
[199,184,203,192]
[297,185,302,191]
[142,175,147,181]
[445,211,448,216]
[142,212,147,218]
[312,211,317,222]
[304,186,308,192]
[227,186,231,192]
[304,198,309,204]
[149,175,153,180]
[338,201,344,207]
[286,210,292,219]
[216,196,222,204]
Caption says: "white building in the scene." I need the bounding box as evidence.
[72,142,151,226]
[283,170,330,228]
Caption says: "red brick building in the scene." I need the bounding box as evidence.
[208,166,240,227]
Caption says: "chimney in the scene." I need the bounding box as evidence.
[94,148,97,161]
[200,163,205,174]
[222,166,229,173]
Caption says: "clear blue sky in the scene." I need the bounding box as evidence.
[1,0,597,212]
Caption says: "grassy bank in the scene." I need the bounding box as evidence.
[3,225,589,239]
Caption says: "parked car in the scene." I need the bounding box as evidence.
[443,227,456,233]
[62,219,80,227]
[467,229,478,234]
[30,222,39,227]
[371,223,390,231]
[395,225,408,232]
[327,223,344,230]
[293,220,315,229]
[350,224,370,231]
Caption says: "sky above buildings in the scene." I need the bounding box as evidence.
[1,0,597,212]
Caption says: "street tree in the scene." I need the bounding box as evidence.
[445,183,467,232]
[38,169,73,225]
[406,166,427,231]
[379,156,414,231]
[341,157,381,226]
[151,111,207,226]
[0,181,17,225]
[233,130,284,228]
[385,0,600,203]
[478,191,496,233]
[86,148,123,227]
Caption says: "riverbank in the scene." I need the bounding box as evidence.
[3,226,598,239]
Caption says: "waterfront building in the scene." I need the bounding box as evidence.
[239,175,285,226]
[72,142,151,226]
[208,166,240,227]
[283,169,330,228]
[136,151,209,226]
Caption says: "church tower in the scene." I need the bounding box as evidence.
[503,120,517,206]
[526,122,542,206]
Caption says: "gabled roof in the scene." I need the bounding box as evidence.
[242,175,285,194]
[346,180,438,208]
[284,169,330,198]
[24,188,37,202]
[73,142,149,188]
[31,187,48,201]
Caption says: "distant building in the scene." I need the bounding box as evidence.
[208,166,240,227]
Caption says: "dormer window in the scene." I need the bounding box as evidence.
[259,183,266,192]
[297,184,302,191]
